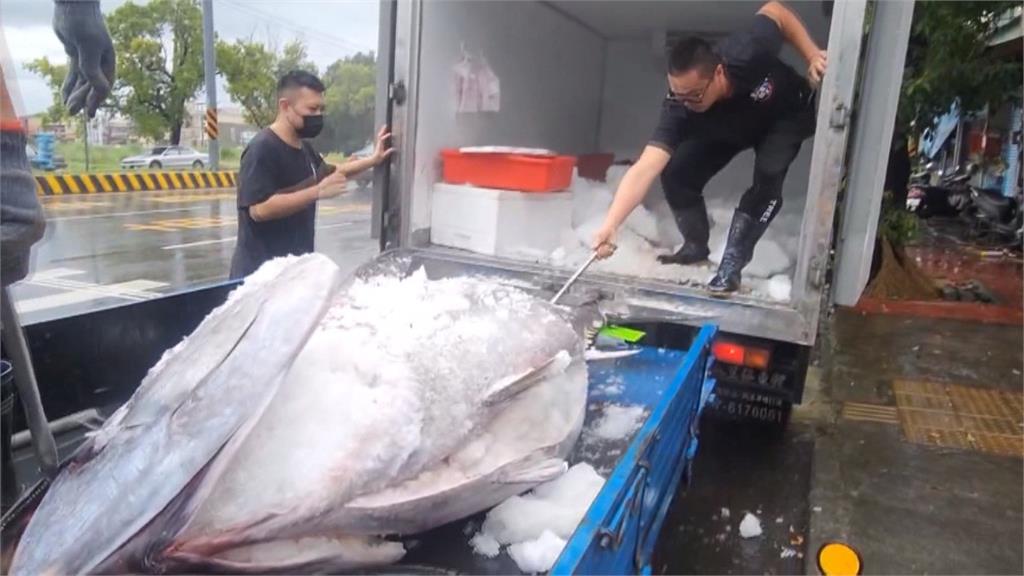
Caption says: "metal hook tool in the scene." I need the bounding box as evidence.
[550,251,600,305]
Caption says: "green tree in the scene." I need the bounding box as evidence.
[106,0,204,144]
[276,41,317,79]
[870,3,1020,299]
[23,58,72,124]
[318,52,376,154]
[215,39,317,128]
[898,2,1021,135]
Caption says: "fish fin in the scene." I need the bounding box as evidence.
[495,458,568,485]
[483,351,572,408]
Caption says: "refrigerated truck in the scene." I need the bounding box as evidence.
[371,0,914,426]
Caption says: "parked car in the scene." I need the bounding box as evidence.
[349,142,375,189]
[120,146,209,170]
[25,144,67,171]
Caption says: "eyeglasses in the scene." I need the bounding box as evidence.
[666,76,714,104]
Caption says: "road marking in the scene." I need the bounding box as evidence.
[319,203,371,215]
[17,271,167,314]
[43,200,112,211]
[162,237,236,250]
[161,220,357,249]
[48,207,198,222]
[16,280,165,313]
[28,277,167,299]
[318,222,358,230]
[25,268,86,280]
[126,216,236,232]
[150,193,235,203]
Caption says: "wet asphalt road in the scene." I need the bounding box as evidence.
[9,185,377,325]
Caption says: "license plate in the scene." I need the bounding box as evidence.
[707,386,790,425]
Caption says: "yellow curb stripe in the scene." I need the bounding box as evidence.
[44,175,64,195]
[96,174,114,192]
[62,175,82,194]
[168,172,183,189]
[155,172,170,190]
[125,173,142,191]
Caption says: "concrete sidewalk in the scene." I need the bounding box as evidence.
[808,309,1023,574]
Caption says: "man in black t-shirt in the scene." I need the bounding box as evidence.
[229,70,392,279]
[591,1,826,294]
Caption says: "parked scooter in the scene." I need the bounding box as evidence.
[967,185,1023,250]
[908,161,1023,249]
[906,162,972,218]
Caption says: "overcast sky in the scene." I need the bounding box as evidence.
[0,0,379,116]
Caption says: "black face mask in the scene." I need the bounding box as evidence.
[296,114,324,139]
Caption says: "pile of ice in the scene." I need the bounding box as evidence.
[547,167,796,302]
[586,403,647,441]
[471,463,606,573]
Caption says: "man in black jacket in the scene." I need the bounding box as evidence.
[229,71,392,279]
[592,1,826,294]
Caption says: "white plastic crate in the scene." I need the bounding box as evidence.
[430,183,572,260]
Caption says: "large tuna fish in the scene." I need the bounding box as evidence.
[9,254,342,575]
[9,257,590,574]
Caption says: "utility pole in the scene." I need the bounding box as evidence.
[202,0,219,169]
[83,113,90,172]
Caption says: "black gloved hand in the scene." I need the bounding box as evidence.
[53,0,115,118]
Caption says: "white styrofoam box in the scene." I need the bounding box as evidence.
[431,183,573,260]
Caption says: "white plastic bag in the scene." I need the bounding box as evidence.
[453,54,479,113]
[477,57,501,112]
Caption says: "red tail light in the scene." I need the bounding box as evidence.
[712,341,772,370]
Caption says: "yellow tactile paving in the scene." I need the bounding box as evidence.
[841,402,899,424]
[893,379,1024,458]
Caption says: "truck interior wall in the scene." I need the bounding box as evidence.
[410,0,605,235]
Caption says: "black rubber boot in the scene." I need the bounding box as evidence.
[657,203,711,265]
[708,211,769,294]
